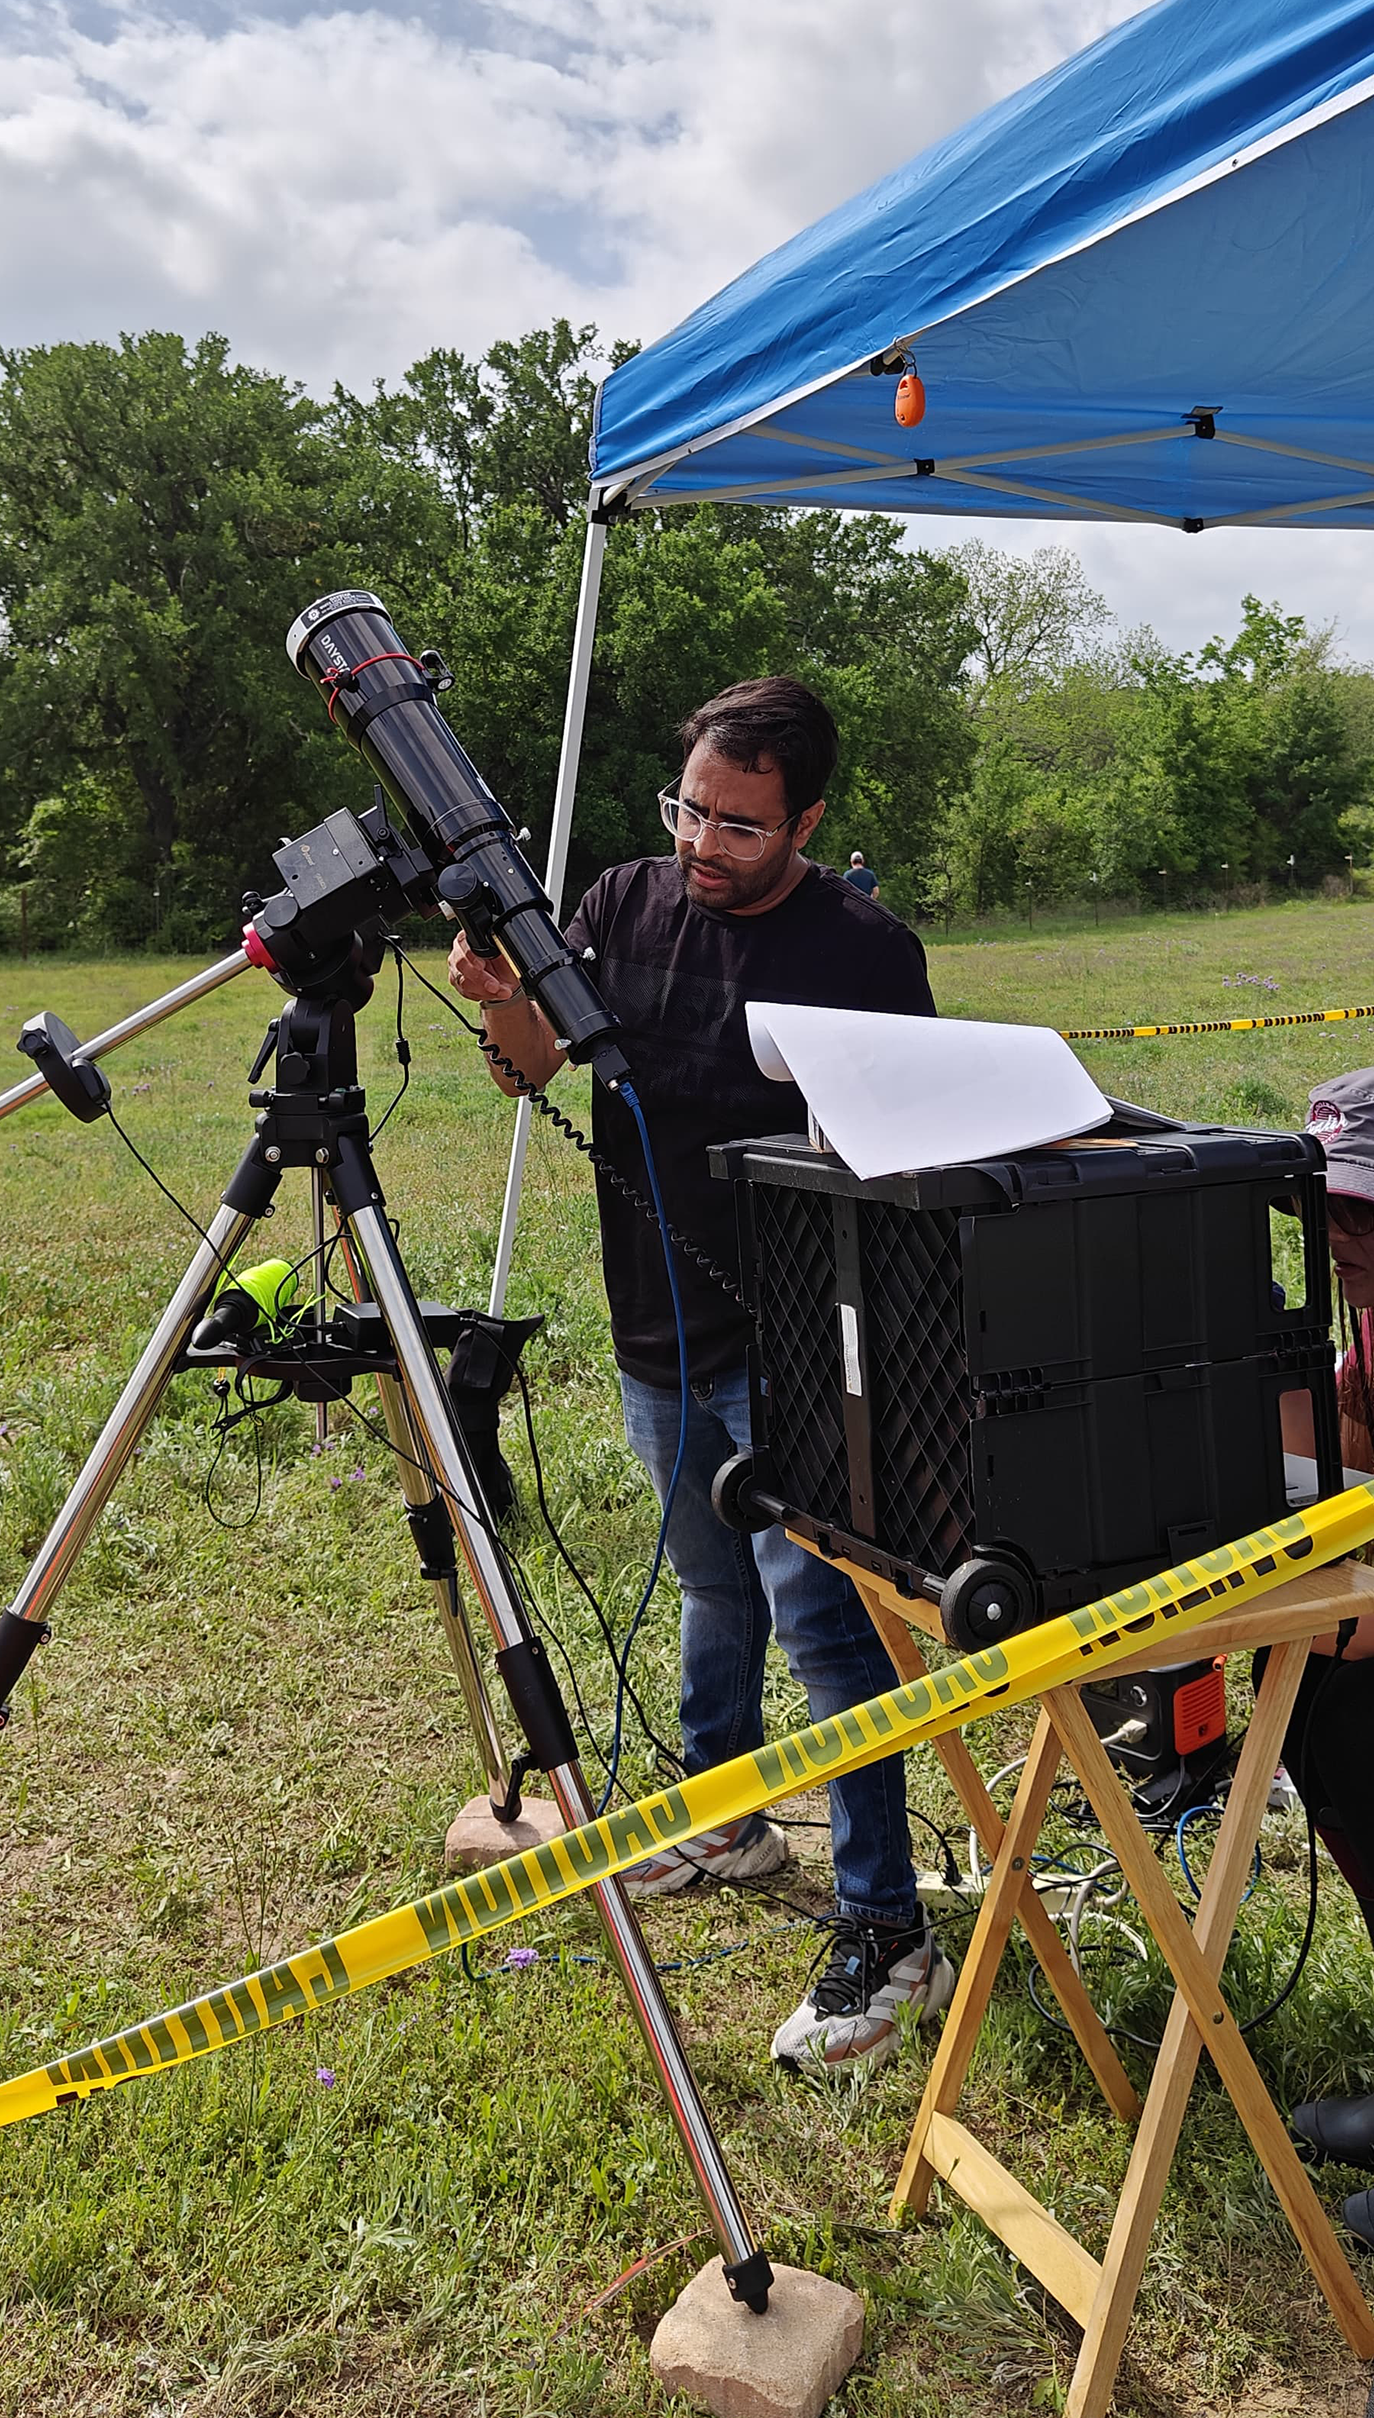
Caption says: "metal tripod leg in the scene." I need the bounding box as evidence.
[309,1167,330,1452]
[346,1189,771,2307]
[0,1203,257,1702]
[375,1372,514,1814]
[328,1212,513,1812]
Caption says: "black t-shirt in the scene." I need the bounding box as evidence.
[565,855,937,1385]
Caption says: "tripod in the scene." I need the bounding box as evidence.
[0,985,772,2311]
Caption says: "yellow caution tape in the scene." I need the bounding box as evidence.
[8,1483,1374,2130]
[1061,1005,1374,1042]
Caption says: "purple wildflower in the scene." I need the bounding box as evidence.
[315,2066,336,2087]
[503,1947,539,1970]
[350,1465,365,1481]
[329,1474,343,1491]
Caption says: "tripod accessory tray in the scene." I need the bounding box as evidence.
[711,1107,1340,1645]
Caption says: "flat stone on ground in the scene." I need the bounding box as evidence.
[649,2259,864,2418]
[443,1792,565,1869]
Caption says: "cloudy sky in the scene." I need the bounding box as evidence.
[3,0,1371,660]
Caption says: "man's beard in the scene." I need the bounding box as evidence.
[676,846,781,912]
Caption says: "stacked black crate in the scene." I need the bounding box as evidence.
[712,1105,1340,1647]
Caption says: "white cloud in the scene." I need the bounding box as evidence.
[0,0,1369,656]
[0,0,1142,383]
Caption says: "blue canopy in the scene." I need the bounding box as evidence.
[591,0,1374,532]
[493,0,1374,1310]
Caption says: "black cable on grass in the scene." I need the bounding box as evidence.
[460,1915,815,1989]
[772,1802,963,1890]
[508,1356,684,1781]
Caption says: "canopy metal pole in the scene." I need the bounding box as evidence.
[488,512,608,1316]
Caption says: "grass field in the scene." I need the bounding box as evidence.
[3,898,1374,2417]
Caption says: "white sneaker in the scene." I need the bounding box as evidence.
[622,1813,790,1900]
[771,1917,955,2071]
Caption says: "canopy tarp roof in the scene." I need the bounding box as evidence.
[490,0,1374,1312]
[591,0,1374,533]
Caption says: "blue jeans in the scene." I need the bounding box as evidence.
[619,1364,916,1926]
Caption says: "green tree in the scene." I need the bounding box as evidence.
[0,330,448,941]
[944,539,1110,689]
[331,319,639,544]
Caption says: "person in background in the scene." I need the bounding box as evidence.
[1275,1070,1374,2240]
[449,676,953,2071]
[842,849,879,898]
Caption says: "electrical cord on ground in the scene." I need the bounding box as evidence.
[773,1801,963,1889]
[1176,1803,1261,1904]
[507,1354,684,1781]
[963,1692,1332,2050]
[459,1912,814,1990]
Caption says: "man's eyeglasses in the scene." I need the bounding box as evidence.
[1329,1192,1374,1238]
[658,788,799,863]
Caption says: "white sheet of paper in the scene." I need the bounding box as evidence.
[745,1003,1111,1180]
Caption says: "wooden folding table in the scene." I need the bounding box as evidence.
[815,1543,1374,2418]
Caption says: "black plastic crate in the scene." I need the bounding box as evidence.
[712,1103,1341,1640]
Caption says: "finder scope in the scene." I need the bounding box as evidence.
[284,590,628,1083]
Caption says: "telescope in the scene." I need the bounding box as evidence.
[1,592,770,2311]
[4,591,632,1125]
[257,590,629,1084]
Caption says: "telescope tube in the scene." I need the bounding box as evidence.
[285,592,627,1082]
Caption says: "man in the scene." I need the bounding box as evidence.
[843,849,880,898]
[448,676,952,2070]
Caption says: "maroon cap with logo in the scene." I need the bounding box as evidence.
[1306,1068,1374,1204]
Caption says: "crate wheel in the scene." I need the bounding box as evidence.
[711,1451,772,1533]
[940,1558,1036,1653]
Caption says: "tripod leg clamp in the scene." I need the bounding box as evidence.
[0,1612,51,1725]
[494,1636,579,1772]
[492,1752,537,1825]
[405,1497,455,1582]
[722,2248,773,2313]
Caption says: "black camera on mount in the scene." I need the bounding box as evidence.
[239,589,629,1089]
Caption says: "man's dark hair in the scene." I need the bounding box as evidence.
[679,677,839,817]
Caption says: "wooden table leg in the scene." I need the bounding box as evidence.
[891,1709,1065,2218]
[856,1586,1140,2125]
[1052,1660,1374,2418]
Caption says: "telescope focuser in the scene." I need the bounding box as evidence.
[437,863,502,957]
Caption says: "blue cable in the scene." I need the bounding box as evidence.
[594,1079,691,1816]
[1176,1802,1260,1904]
